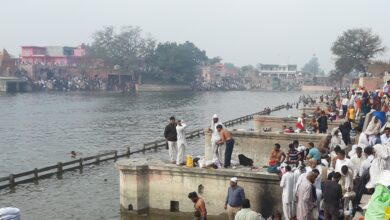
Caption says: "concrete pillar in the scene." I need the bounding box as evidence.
[0,81,6,92]
[119,165,150,214]
[204,129,212,161]
[253,116,262,132]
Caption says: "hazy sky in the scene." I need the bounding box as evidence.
[2,0,390,71]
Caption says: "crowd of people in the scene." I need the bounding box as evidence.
[266,86,390,219]
[32,76,106,91]
[193,79,249,91]
[163,82,390,220]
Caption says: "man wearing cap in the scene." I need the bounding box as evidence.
[210,114,224,167]
[188,192,207,220]
[164,116,177,164]
[225,177,245,220]
[176,120,187,165]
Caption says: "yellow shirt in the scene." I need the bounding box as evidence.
[348,108,355,120]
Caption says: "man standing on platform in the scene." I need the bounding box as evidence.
[176,120,187,165]
[164,116,177,164]
[296,171,317,220]
[322,172,343,220]
[280,165,295,220]
[225,177,245,220]
[210,114,224,167]
[317,110,328,134]
[217,125,235,168]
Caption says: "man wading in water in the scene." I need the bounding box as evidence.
[217,125,235,168]
[188,192,207,220]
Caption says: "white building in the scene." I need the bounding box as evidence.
[257,64,300,79]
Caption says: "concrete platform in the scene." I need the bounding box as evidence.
[253,115,344,133]
[117,158,281,218]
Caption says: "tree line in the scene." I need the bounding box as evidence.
[87,26,388,86]
[88,26,210,84]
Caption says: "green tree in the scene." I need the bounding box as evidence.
[239,65,255,76]
[331,28,386,74]
[89,26,156,78]
[208,57,222,65]
[145,41,208,84]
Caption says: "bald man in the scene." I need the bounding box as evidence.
[296,171,318,220]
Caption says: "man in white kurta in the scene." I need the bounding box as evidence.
[280,166,295,220]
[296,172,316,220]
[210,114,224,167]
[176,120,187,165]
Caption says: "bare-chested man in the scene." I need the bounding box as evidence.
[269,143,286,165]
[188,192,207,220]
[217,125,235,168]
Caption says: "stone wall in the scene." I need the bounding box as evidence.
[205,130,327,164]
[117,158,282,218]
[359,77,383,91]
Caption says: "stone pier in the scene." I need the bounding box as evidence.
[117,158,282,218]
[0,77,27,92]
[118,117,332,218]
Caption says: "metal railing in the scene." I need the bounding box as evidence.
[0,104,286,191]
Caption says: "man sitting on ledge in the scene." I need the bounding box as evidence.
[267,143,286,174]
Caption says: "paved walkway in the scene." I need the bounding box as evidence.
[353,194,371,219]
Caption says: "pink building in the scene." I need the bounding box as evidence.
[21,46,46,64]
[21,45,86,66]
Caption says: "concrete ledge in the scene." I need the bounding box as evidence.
[205,130,327,163]
[117,158,281,218]
[253,115,344,132]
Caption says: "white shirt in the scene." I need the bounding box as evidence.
[350,95,356,106]
[359,155,374,177]
[313,165,323,189]
[335,158,351,173]
[340,170,353,191]
[292,169,303,202]
[358,133,369,149]
[350,155,365,178]
[330,136,346,151]
[176,123,187,144]
[211,122,222,141]
[342,98,349,106]
[381,133,389,144]
[280,171,295,204]
[234,208,263,220]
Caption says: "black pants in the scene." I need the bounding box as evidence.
[224,139,235,167]
[353,171,370,210]
[342,105,348,117]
